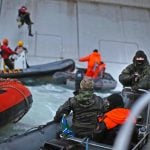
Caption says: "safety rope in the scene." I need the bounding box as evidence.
[0,78,30,122]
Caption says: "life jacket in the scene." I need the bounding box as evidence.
[98,108,130,129]
[1,45,16,59]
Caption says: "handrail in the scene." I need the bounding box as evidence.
[66,136,112,150]
[122,87,150,94]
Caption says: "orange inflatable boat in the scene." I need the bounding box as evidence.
[0,79,33,127]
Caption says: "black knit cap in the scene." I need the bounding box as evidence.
[107,93,124,110]
[135,50,147,58]
[93,49,98,52]
[133,50,147,63]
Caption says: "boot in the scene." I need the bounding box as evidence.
[29,33,33,36]
[30,21,34,24]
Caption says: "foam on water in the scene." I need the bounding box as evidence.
[0,83,74,140]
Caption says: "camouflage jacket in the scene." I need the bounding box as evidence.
[119,63,150,90]
[54,90,103,138]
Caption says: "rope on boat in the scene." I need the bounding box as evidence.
[0,78,30,122]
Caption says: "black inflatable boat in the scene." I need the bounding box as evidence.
[52,69,117,91]
[0,59,75,86]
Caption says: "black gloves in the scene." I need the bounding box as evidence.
[131,72,140,83]
[131,72,140,91]
[94,122,106,134]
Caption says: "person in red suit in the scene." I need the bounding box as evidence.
[0,38,17,70]
[17,6,34,36]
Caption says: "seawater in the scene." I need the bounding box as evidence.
[0,84,73,141]
[0,83,111,141]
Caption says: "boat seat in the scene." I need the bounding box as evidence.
[41,138,84,150]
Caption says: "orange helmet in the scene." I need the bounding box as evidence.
[2,38,9,45]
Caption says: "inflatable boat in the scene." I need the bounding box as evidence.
[0,52,75,85]
[0,88,149,150]
[0,79,33,127]
[52,69,117,91]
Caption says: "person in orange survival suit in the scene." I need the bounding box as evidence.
[93,93,138,146]
[79,49,106,78]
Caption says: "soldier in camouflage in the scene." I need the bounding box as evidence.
[119,50,150,90]
[54,78,104,138]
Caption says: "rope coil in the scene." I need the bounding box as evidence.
[0,78,30,122]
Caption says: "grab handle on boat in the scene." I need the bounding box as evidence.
[78,137,89,150]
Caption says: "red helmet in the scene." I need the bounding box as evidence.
[2,38,9,45]
[20,6,27,13]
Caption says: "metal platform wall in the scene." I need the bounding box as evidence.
[0,0,150,81]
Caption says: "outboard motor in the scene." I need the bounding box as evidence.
[74,69,84,95]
